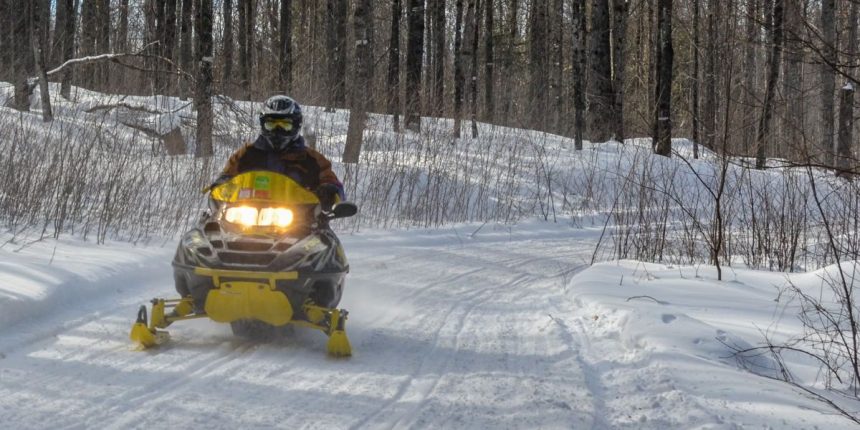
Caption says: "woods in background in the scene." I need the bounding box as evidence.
[0,0,857,169]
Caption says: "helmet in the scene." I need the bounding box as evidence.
[259,95,303,151]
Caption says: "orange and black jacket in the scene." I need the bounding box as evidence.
[220,135,345,200]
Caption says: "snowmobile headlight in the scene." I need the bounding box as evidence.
[225,206,259,226]
[258,208,294,228]
[224,206,294,228]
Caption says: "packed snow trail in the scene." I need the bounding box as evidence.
[0,222,855,429]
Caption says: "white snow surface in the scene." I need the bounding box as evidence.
[0,221,856,429]
[1,83,859,428]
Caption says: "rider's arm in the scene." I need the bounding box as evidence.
[221,143,254,177]
[308,149,346,201]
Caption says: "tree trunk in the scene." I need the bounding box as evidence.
[836,84,855,176]
[387,0,402,131]
[589,0,614,142]
[194,0,214,157]
[549,0,564,133]
[326,0,347,108]
[484,0,495,123]
[653,0,673,157]
[279,0,293,93]
[528,0,547,130]
[690,0,699,158]
[431,0,446,115]
[611,0,628,142]
[453,0,465,137]
[32,0,52,121]
[11,1,32,111]
[405,0,425,131]
[572,0,586,150]
[469,0,480,138]
[502,0,518,123]
[164,0,179,95]
[179,0,193,98]
[836,1,857,176]
[703,0,718,151]
[0,0,10,82]
[782,0,803,155]
[755,0,783,169]
[819,0,836,165]
[742,0,758,153]
[223,0,234,93]
[344,0,373,163]
[96,0,110,90]
[59,0,76,99]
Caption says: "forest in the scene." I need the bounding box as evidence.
[0,0,856,171]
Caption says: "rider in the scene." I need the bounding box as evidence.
[218,95,345,210]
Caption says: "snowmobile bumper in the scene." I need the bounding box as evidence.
[130,267,351,356]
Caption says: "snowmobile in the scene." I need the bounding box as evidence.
[130,170,358,356]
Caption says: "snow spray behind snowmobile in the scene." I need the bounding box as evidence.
[130,170,358,356]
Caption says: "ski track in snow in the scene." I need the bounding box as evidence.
[0,225,856,429]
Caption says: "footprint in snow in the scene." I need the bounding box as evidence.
[661,314,677,324]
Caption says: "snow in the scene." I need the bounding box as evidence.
[0,222,856,428]
[1,83,859,428]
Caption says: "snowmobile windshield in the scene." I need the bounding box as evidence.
[210,171,320,206]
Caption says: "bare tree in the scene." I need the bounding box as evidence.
[453,0,465,137]
[690,0,700,158]
[387,0,403,132]
[819,0,837,165]
[528,0,548,130]
[484,0,495,122]
[653,0,673,156]
[405,0,425,131]
[10,1,32,111]
[279,0,293,93]
[755,0,784,169]
[223,0,234,92]
[589,0,614,142]
[32,0,52,121]
[431,0,446,115]
[611,0,628,141]
[344,0,373,163]
[572,0,586,150]
[194,0,214,157]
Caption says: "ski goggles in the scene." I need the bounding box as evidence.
[263,118,294,131]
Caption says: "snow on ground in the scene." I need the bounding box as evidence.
[0,221,856,429]
[1,84,859,428]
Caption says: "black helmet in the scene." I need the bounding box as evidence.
[259,95,303,151]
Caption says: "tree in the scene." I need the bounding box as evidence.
[528,0,547,130]
[58,0,76,99]
[326,0,347,108]
[223,0,234,92]
[179,0,194,98]
[755,0,784,169]
[32,0,52,121]
[468,0,481,138]
[405,0,425,131]
[194,0,214,157]
[163,0,179,95]
[690,0,699,158]
[611,0,628,141]
[836,1,857,176]
[502,0,519,122]
[344,0,373,163]
[431,0,446,115]
[653,0,673,156]
[10,0,32,111]
[571,0,586,150]
[453,0,465,137]
[483,0,495,122]
[387,0,403,132]
[279,0,293,93]
[819,0,837,165]
[589,0,614,142]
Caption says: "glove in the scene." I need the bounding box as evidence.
[315,183,340,211]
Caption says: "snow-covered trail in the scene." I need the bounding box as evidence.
[0,224,602,429]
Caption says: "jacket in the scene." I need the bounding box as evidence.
[220,135,345,200]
